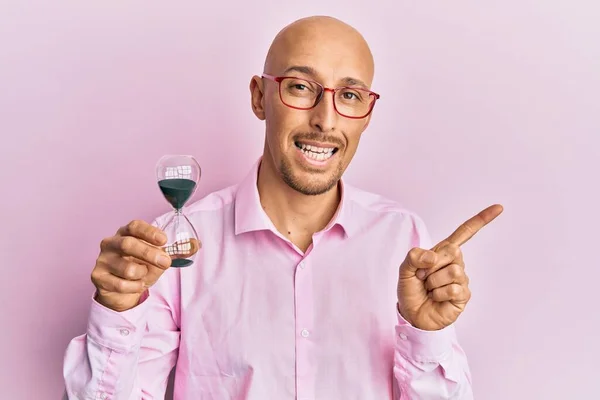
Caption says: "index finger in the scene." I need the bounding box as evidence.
[117,219,167,246]
[444,204,503,246]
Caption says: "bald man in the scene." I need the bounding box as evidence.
[63,16,502,399]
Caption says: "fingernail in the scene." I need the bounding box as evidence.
[419,252,435,264]
[157,253,171,268]
[416,269,426,280]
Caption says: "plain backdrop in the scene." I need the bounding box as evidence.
[1,1,598,399]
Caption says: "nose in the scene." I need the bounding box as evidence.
[309,88,338,133]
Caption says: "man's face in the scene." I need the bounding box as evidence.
[251,18,376,196]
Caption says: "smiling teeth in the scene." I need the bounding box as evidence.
[299,143,335,153]
[298,143,335,161]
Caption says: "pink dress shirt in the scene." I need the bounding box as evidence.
[63,158,473,399]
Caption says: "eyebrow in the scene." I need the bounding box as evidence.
[282,65,369,89]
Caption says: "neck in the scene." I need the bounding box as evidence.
[257,155,341,251]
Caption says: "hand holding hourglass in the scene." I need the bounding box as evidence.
[90,155,202,312]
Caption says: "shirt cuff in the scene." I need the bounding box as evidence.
[86,293,150,353]
[395,307,454,363]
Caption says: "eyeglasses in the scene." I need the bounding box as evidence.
[262,73,380,119]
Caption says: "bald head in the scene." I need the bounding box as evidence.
[263,16,375,87]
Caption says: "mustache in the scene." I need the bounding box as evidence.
[293,132,345,148]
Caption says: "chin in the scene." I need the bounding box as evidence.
[280,155,343,196]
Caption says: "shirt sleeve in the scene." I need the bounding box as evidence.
[393,311,473,399]
[63,220,181,400]
[392,213,473,399]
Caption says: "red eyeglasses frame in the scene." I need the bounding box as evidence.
[262,73,381,119]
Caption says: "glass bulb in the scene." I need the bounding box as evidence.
[155,154,201,267]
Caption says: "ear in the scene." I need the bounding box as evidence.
[249,75,266,120]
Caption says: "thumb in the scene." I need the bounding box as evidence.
[399,247,438,277]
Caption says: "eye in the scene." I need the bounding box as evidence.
[339,89,364,102]
[293,84,307,91]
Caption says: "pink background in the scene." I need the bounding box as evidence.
[1,1,598,399]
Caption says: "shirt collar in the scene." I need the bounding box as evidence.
[233,157,357,238]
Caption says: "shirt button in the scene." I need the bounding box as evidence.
[99,393,109,400]
[301,329,310,338]
[119,328,130,337]
[299,261,305,269]
[399,333,408,341]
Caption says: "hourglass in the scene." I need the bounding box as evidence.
[156,155,201,267]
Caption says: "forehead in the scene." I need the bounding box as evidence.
[269,26,374,87]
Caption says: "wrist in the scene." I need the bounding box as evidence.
[94,290,145,312]
[396,302,416,328]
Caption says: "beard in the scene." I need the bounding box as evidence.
[279,154,344,196]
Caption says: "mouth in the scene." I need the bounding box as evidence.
[294,141,339,163]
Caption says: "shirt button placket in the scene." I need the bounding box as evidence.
[294,258,315,399]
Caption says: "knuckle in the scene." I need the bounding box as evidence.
[120,236,137,253]
[91,269,110,290]
[114,279,128,293]
[99,237,112,251]
[95,253,108,267]
[450,285,461,297]
[449,264,461,278]
[123,262,138,279]
[141,244,151,260]
[407,247,421,262]
[449,244,461,258]
[128,219,142,231]
[463,222,476,235]
[90,269,101,285]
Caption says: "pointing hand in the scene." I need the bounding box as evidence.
[397,204,504,331]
